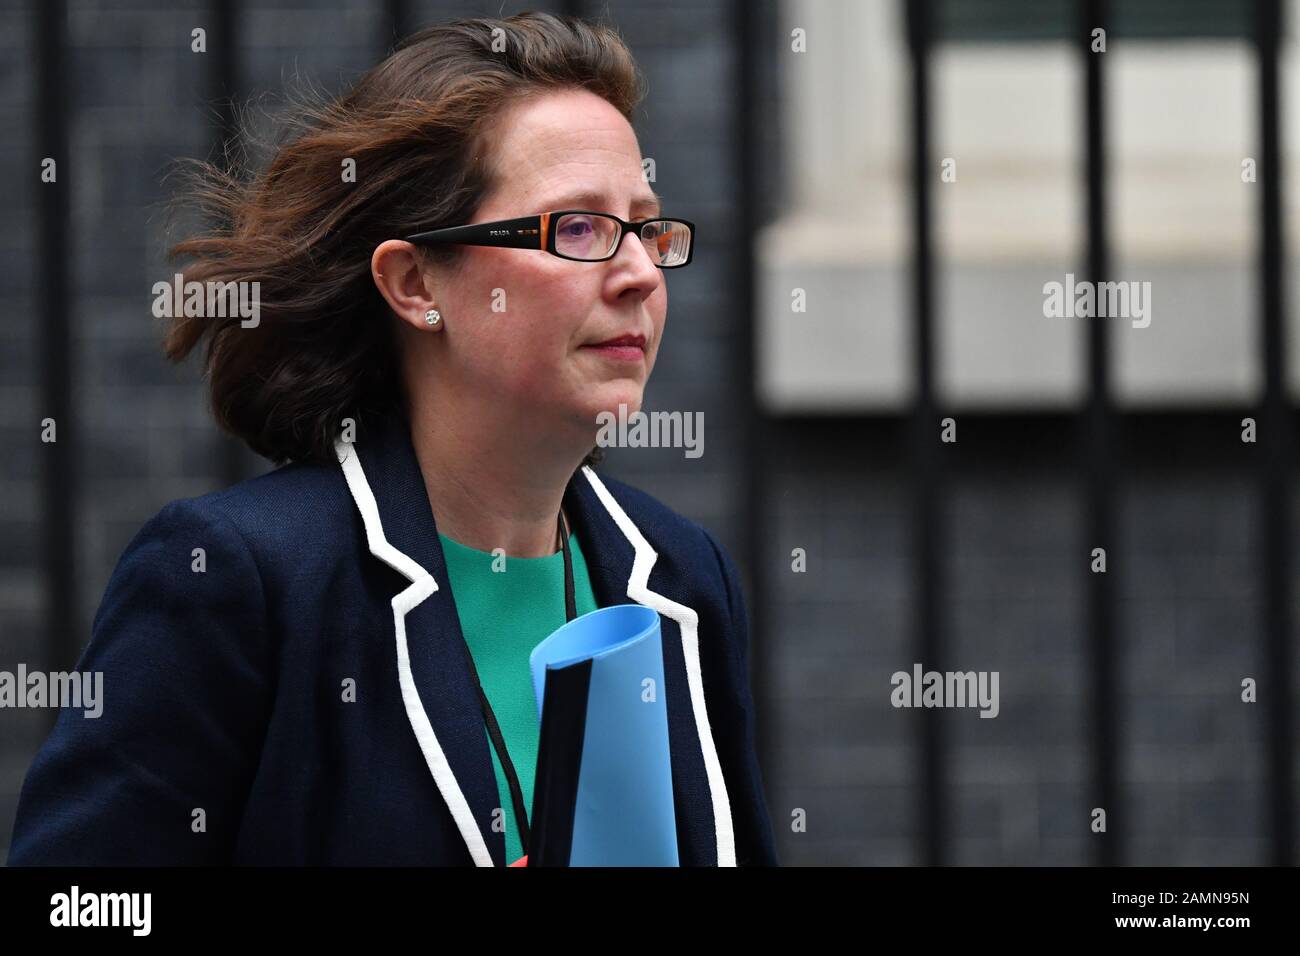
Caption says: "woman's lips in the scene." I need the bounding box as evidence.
[581,334,646,363]
[581,344,644,362]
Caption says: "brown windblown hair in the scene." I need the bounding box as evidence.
[162,11,645,466]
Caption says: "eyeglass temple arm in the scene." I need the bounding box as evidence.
[404,215,547,250]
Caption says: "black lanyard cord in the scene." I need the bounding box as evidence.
[458,508,575,860]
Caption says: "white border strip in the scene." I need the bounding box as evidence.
[336,438,494,867]
[579,465,737,866]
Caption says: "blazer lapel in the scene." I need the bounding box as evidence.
[562,467,735,867]
[337,415,504,866]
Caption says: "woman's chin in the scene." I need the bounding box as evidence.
[583,387,644,423]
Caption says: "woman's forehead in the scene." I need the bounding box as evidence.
[483,92,647,206]
[493,145,649,206]
[492,91,638,159]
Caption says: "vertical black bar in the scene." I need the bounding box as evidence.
[906,0,945,866]
[35,0,76,698]
[1081,0,1118,867]
[383,0,411,51]
[733,0,775,823]
[1254,0,1295,867]
[209,0,249,488]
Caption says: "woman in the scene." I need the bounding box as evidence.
[8,12,777,866]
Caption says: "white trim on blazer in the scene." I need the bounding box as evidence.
[577,467,736,867]
[337,438,494,866]
[335,437,736,867]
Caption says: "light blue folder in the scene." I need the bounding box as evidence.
[528,603,679,866]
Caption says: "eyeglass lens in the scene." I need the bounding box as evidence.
[554,213,691,266]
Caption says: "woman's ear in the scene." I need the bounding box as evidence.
[372,240,441,333]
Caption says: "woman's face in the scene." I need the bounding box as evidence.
[418,88,668,445]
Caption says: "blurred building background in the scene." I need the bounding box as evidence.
[1,0,1296,865]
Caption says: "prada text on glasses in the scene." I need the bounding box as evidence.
[404,210,695,268]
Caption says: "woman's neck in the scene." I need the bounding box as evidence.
[408,403,586,558]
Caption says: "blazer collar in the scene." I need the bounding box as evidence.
[334,413,735,866]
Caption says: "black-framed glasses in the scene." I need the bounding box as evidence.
[404,210,695,268]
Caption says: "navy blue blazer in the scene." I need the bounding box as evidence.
[8,414,779,866]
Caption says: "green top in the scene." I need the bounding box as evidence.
[438,528,600,865]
